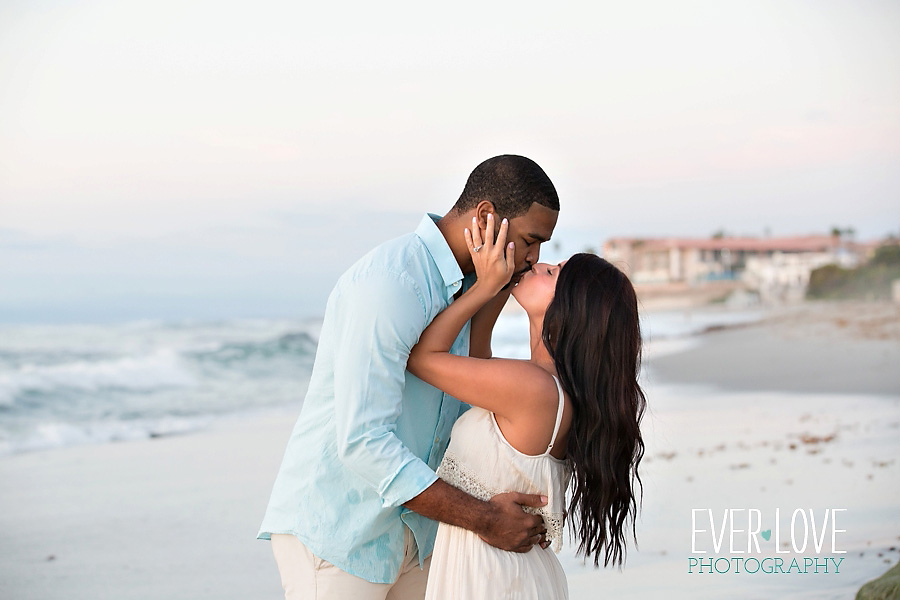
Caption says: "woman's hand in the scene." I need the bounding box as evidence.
[465,213,515,296]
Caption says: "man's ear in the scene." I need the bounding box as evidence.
[474,200,496,237]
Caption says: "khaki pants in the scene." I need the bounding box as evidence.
[271,529,431,600]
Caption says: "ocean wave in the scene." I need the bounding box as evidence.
[640,308,765,340]
[0,319,322,454]
[0,328,320,406]
[0,416,210,456]
[0,350,197,407]
[191,332,318,365]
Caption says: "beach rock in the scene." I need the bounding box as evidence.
[856,561,900,600]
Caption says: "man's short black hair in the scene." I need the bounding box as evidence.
[452,155,559,218]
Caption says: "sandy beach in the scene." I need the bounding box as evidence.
[648,301,900,396]
[0,411,295,599]
[574,301,900,599]
[1,301,898,599]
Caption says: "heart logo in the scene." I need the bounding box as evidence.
[761,529,772,541]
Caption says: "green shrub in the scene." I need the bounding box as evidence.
[856,561,900,600]
[807,264,852,299]
[807,244,900,300]
[871,244,900,268]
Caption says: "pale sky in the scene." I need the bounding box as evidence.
[1,0,898,322]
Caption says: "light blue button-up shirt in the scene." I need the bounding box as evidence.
[258,214,473,584]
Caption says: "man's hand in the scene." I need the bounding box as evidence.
[478,492,548,553]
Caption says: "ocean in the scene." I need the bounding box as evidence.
[0,307,764,455]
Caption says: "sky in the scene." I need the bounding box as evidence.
[1,0,898,322]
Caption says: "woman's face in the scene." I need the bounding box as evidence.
[511,260,566,315]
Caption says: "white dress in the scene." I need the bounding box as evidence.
[424,376,573,600]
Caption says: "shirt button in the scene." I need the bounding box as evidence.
[453,282,460,287]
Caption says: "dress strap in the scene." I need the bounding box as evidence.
[545,375,566,455]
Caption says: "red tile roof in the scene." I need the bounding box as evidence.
[605,235,847,253]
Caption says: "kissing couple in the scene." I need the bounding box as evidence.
[258,155,646,599]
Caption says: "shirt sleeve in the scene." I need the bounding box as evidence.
[331,268,439,508]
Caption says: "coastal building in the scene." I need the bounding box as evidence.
[603,234,868,303]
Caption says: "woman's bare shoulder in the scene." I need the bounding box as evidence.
[485,358,561,413]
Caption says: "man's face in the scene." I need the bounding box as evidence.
[503,203,559,283]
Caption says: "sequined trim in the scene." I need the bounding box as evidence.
[436,450,566,552]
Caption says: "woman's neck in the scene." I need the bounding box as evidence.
[527,312,555,371]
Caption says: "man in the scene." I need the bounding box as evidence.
[258,155,560,599]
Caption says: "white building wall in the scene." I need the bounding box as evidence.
[668,247,682,281]
[743,251,838,303]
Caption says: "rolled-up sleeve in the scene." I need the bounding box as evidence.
[331,269,439,508]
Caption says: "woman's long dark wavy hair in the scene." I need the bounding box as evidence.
[542,253,646,567]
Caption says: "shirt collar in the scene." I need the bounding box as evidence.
[415,213,465,292]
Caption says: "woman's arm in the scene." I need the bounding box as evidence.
[469,287,511,359]
[408,215,557,418]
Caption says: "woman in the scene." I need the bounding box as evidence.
[407,214,646,599]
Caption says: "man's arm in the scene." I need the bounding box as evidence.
[331,270,438,507]
[405,480,547,553]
